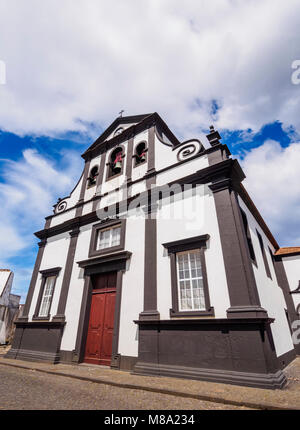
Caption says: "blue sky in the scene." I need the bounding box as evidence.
[0,0,300,301]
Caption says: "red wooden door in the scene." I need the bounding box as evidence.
[84,272,117,366]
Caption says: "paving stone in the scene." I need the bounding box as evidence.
[1,356,300,410]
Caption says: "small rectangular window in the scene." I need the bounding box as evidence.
[256,230,272,279]
[97,225,121,250]
[241,209,256,264]
[176,250,206,311]
[89,219,126,258]
[163,234,214,318]
[34,267,61,320]
[38,276,56,317]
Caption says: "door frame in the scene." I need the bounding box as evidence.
[74,251,131,367]
[84,278,117,365]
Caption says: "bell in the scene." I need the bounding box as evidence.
[140,154,145,162]
[114,161,122,171]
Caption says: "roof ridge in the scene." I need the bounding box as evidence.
[82,113,154,157]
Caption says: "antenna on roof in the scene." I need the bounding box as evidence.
[119,109,124,118]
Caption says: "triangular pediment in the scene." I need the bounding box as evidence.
[81,112,181,160]
[83,114,152,156]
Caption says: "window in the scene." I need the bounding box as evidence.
[163,235,214,317]
[177,250,205,311]
[134,142,147,166]
[107,146,124,179]
[97,225,121,250]
[39,276,56,317]
[89,219,126,257]
[87,165,99,187]
[33,267,61,320]
[256,230,272,279]
[241,209,257,264]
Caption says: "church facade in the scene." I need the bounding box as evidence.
[7,113,300,389]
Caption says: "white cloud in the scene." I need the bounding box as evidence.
[0,147,83,300]
[0,0,299,139]
[240,140,300,246]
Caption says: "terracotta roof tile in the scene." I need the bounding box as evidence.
[275,247,300,256]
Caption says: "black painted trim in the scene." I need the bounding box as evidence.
[209,173,266,318]
[92,153,106,212]
[163,235,210,255]
[77,251,132,275]
[139,216,159,321]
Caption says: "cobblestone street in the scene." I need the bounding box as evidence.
[0,364,251,410]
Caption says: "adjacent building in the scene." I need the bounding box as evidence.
[0,270,21,344]
[6,113,300,389]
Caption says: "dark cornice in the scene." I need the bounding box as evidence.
[39,267,61,277]
[77,251,132,269]
[163,234,210,254]
[36,155,278,253]
[15,321,66,328]
[134,317,275,326]
[44,144,228,222]
[36,158,243,241]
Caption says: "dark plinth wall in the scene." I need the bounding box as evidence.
[6,321,65,363]
[133,319,290,389]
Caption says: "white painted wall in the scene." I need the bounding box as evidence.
[282,255,300,313]
[118,214,145,357]
[28,232,70,321]
[156,185,230,319]
[0,272,13,344]
[238,197,295,357]
[50,208,77,227]
[0,271,12,306]
[156,154,209,187]
[106,122,136,141]
[100,140,129,196]
[60,224,93,351]
[131,131,148,181]
[83,155,102,202]
[46,131,210,232]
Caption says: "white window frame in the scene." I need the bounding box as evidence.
[176,249,206,312]
[96,225,121,251]
[38,275,56,317]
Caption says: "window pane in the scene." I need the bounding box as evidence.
[111,227,121,246]
[177,250,206,312]
[39,276,56,317]
[97,225,121,250]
